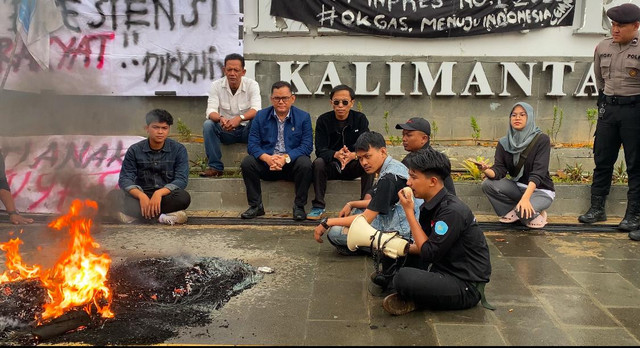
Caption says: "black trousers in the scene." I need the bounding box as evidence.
[107,188,191,219]
[240,155,313,208]
[311,157,375,208]
[391,255,481,310]
[592,102,640,201]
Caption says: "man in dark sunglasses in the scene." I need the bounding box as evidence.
[308,84,374,220]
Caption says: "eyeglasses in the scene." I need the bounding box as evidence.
[332,100,351,106]
[272,96,292,103]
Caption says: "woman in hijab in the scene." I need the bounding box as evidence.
[476,102,555,229]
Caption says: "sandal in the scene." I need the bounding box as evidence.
[499,209,519,224]
[526,211,547,229]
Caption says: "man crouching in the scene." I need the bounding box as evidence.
[384,148,493,315]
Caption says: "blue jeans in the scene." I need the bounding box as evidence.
[202,119,251,171]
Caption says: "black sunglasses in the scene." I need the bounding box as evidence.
[332,100,350,106]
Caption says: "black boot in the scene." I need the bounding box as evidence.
[618,201,640,231]
[578,195,607,223]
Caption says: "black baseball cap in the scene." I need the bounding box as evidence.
[607,3,640,24]
[395,117,431,136]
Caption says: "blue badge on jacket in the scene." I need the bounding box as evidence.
[434,221,448,235]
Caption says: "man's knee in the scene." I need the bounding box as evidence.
[326,226,347,247]
[312,157,326,174]
[172,189,191,207]
[203,119,221,135]
[294,156,312,172]
[241,155,258,172]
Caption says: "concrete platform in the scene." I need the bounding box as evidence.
[186,178,630,219]
[2,221,639,345]
[183,141,630,219]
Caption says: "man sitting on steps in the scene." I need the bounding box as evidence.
[200,53,261,178]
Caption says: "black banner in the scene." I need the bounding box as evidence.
[270,0,575,38]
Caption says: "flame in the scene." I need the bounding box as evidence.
[0,199,113,321]
[0,237,42,282]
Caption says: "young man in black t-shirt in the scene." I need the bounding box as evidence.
[313,131,417,255]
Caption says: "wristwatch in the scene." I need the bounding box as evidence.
[284,154,291,164]
[239,114,246,121]
[319,217,330,229]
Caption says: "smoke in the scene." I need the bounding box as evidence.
[0,316,26,331]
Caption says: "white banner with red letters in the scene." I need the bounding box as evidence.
[1,135,145,214]
[0,0,242,96]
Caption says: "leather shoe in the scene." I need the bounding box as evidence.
[241,205,265,219]
[293,206,306,221]
[199,168,224,177]
[629,230,640,241]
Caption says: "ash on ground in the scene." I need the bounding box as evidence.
[0,256,261,345]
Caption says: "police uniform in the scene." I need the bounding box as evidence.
[391,189,493,310]
[582,3,640,235]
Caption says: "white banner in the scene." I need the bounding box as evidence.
[1,135,145,214]
[0,0,242,96]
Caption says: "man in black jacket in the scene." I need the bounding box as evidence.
[307,85,375,220]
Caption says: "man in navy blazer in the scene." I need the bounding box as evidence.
[240,81,314,221]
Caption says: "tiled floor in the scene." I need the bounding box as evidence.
[1,220,639,345]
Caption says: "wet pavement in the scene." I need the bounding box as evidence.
[1,218,640,346]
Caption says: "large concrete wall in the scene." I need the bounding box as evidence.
[0,0,630,144]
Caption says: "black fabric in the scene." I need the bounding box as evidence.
[417,188,492,283]
[109,188,191,219]
[0,153,9,192]
[368,173,405,215]
[311,157,374,208]
[314,110,369,163]
[511,133,541,179]
[393,264,481,311]
[270,0,575,38]
[592,103,640,200]
[240,155,313,208]
[490,133,555,192]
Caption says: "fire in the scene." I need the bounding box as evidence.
[0,199,113,321]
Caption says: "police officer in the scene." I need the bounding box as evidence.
[382,149,492,315]
[579,3,640,241]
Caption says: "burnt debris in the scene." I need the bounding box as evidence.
[0,256,261,346]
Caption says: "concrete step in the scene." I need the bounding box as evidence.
[182,142,625,174]
[186,178,629,218]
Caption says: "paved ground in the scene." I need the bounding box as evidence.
[1,215,640,346]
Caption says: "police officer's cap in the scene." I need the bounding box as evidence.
[607,3,640,24]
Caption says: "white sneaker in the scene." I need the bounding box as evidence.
[117,212,137,224]
[158,210,188,225]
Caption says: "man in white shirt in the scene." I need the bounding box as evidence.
[201,53,262,177]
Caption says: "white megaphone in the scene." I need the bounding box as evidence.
[347,215,409,259]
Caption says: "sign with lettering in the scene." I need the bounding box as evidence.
[1,135,145,213]
[0,1,242,96]
[270,0,575,38]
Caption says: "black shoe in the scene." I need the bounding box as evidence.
[241,205,265,219]
[629,230,640,241]
[578,195,607,223]
[368,280,392,298]
[334,245,362,256]
[618,201,640,231]
[293,206,306,221]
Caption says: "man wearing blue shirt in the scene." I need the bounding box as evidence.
[240,81,313,221]
[111,109,191,225]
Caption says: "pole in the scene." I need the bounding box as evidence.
[0,30,20,97]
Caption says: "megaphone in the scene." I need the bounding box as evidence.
[347,215,409,259]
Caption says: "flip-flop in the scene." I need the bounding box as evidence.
[526,211,548,229]
[499,209,519,224]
